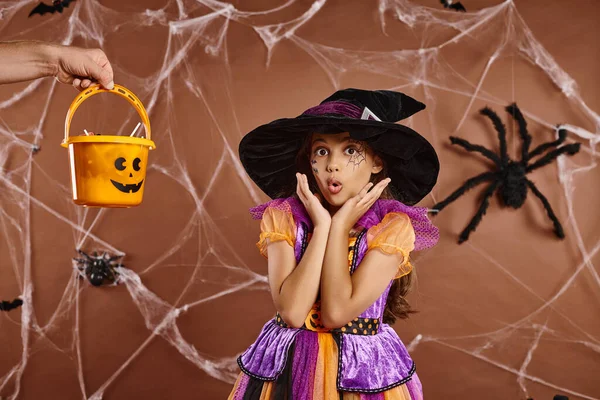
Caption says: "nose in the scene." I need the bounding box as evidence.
[326,153,341,173]
[129,173,133,177]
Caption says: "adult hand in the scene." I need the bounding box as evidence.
[0,41,114,91]
[52,45,114,91]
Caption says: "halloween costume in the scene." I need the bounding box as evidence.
[232,89,439,399]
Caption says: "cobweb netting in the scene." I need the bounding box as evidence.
[0,0,598,399]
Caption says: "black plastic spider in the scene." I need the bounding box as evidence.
[431,103,580,244]
[74,250,123,286]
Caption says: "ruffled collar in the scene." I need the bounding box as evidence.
[250,196,438,251]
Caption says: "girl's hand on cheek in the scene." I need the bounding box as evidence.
[296,173,331,228]
[332,178,390,231]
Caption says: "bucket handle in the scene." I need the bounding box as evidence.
[63,84,151,145]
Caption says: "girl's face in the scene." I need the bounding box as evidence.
[310,132,383,209]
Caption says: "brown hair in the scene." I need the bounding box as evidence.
[277,134,416,324]
[370,162,416,324]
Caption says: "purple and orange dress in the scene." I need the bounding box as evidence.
[229,196,439,400]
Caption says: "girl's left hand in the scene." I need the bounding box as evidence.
[332,178,391,231]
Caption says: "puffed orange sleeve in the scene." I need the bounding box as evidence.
[256,206,297,258]
[366,212,416,279]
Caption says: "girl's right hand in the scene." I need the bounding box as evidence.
[296,173,331,228]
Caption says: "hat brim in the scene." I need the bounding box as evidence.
[239,115,439,205]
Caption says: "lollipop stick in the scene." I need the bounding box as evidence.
[129,122,142,137]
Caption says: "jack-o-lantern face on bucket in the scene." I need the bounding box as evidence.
[111,156,144,193]
[69,141,150,207]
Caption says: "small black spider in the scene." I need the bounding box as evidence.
[440,0,466,12]
[431,103,580,243]
[0,297,23,312]
[74,250,123,286]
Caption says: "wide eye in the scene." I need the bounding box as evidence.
[133,157,141,171]
[114,157,126,171]
[314,148,328,157]
[345,147,357,156]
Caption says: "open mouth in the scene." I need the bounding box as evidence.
[327,179,342,195]
[110,179,144,194]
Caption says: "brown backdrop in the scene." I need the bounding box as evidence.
[0,0,598,399]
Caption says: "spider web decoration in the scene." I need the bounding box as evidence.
[0,0,598,399]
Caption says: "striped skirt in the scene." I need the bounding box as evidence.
[228,331,423,400]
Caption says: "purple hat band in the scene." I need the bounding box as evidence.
[302,100,382,121]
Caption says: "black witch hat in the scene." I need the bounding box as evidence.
[239,88,439,205]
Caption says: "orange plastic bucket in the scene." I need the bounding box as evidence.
[61,84,156,207]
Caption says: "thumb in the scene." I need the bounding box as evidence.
[88,60,114,90]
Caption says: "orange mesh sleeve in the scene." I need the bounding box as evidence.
[367,212,416,279]
[256,206,297,258]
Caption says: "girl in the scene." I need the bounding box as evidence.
[230,88,440,399]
